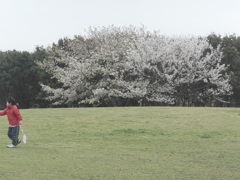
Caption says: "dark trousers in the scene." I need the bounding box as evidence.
[8,126,20,146]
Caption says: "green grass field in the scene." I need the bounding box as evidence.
[0,107,240,179]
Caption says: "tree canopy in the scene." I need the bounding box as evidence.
[37,27,232,107]
[1,27,240,108]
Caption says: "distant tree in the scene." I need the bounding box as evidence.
[32,46,52,107]
[207,33,240,106]
[0,50,41,108]
[38,26,232,107]
[207,33,222,49]
[132,34,232,106]
[38,27,142,106]
[221,35,240,106]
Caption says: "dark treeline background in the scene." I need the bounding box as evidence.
[0,33,240,108]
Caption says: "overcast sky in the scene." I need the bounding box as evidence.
[1,0,240,52]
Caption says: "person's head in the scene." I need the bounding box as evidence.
[6,96,17,107]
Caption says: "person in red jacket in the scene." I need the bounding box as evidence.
[0,96,23,148]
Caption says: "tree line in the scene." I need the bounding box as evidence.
[0,26,240,108]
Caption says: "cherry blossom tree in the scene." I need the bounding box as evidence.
[38,26,232,106]
[132,34,232,105]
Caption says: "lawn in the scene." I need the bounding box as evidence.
[0,107,240,179]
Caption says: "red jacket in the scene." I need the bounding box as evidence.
[0,105,22,126]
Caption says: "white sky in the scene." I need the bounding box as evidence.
[0,0,240,52]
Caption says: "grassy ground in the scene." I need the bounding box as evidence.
[0,107,240,179]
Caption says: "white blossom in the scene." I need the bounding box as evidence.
[38,26,232,106]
